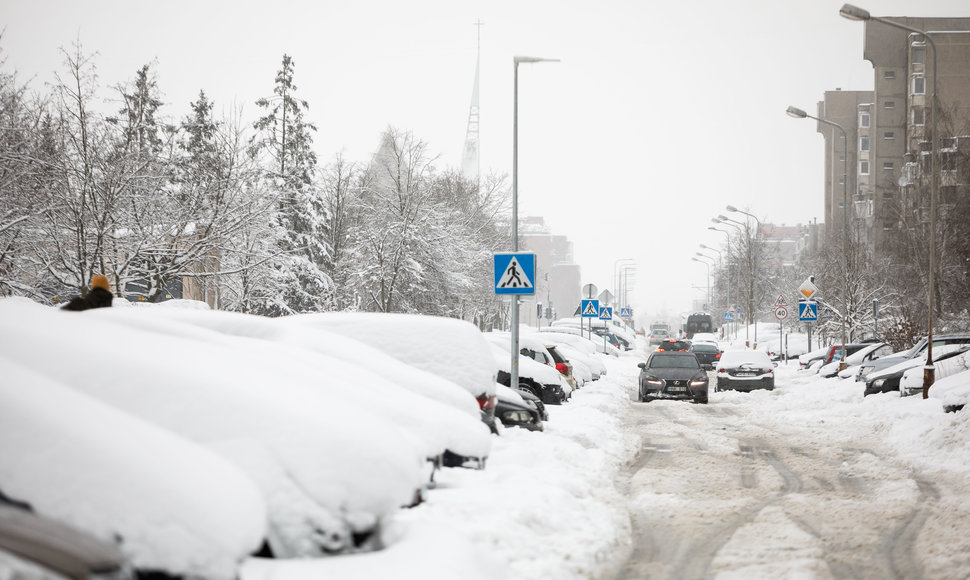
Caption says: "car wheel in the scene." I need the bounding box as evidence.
[518,382,542,401]
[695,396,708,404]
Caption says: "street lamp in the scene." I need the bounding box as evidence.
[692,257,712,309]
[787,105,850,370]
[511,55,558,394]
[728,206,766,349]
[715,215,754,347]
[620,265,637,310]
[708,227,734,337]
[839,4,938,395]
[614,258,634,308]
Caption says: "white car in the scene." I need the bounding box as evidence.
[899,347,970,397]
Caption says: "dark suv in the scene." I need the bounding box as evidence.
[691,342,722,369]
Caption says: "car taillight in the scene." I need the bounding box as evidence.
[477,394,497,411]
[715,353,721,359]
[555,362,569,375]
[718,368,726,373]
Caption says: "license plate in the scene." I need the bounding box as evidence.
[735,372,755,377]
[667,386,687,392]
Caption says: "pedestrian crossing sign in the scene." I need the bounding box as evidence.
[599,306,613,320]
[493,252,536,295]
[581,299,600,318]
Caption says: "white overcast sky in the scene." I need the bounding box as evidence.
[3,0,968,318]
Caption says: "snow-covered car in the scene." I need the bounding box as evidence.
[898,347,970,397]
[533,330,608,378]
[798,346,831,370]
[715,350,775,392]
[290,312,498,413]
[134,308,492,469]
[691,332,719,345]
[926,366,970,412]
[548,320,621,356]
[834,342,895,379]
[494,385,544,431]
[866,344,970,397]
[0,355,267,579]
[489,332,581,391]
[0,300,428,559]
[488,343,568,404]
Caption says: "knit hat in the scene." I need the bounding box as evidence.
[91,275,110,292]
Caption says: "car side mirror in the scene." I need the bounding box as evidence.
[773,362,778,368]
[637,362,646,369]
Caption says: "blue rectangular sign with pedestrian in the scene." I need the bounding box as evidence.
[599,306,613,320]
[581,299,599,318]
[798,300,818,322]
[493,253,536,295]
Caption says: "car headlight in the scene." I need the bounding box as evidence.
[503,410,533,423]
[689,379,706,387]
[644,376,662,386]
[872,379,885,388]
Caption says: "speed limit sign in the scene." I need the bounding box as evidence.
[774,306,789,320]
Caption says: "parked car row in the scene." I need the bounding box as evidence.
[0,299,515,578]
[801,333,970,405]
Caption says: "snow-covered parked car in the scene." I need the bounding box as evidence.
[0,299,428,559]
[0,356,267,579]
[899,347,970,398]
[290,312,498,415]
[866,344,970,397]
[533,330,608,379]
[125,307,492,469]
[486,331,579,396]
[544,322,621,356]
[817,342,894,379]
[488,343,568,404]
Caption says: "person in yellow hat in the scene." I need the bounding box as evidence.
[63,275,113,311]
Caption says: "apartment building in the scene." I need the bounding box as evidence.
[813,16,970,255]
[519,216,582,327]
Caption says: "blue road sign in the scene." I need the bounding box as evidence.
[493,253,536,295]
[581,299,600,318]
[620,307,633,320]
[798,300,818,322]
[724,312,734,321]
[599,306,613,320]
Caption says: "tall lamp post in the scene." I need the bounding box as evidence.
[786,105,850,370]
[727,206,766,352]
[511,55,558,393]
[614,258,635,308]
[692,255,714,308]
[839,3,937,395]
[716,215,753,347]
[709,227,734,338]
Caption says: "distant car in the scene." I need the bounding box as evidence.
[637,351,709,404]
[691,332,719,345]
[489,343,568,405]
[691,342,722,370]
[648,329,670,345]
[534,330,607,379]
[0,502,133,580]
[823,343,872,366]
[799,346,831,370]
[655,338,692,352]
[716,350,775,392]
[819,342,894,379]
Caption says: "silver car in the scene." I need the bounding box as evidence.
[716,350,775,392]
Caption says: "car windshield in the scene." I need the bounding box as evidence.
[649,355,699,369]
[693,344,718,353]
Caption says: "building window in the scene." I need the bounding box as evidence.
[861,161,870,175]
[883,162,894,171]
[913,48,925,64]
[913,75,926,95]
[860,112,870,128]
[884,70,896,80]
[913,107,925,126]
[884,131,894,140]
[860,136,870,151]
[885,100,895,109]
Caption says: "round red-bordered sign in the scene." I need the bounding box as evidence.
[774,306,788,320]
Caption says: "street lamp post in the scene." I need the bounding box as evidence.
[727,206,766,352]
[839,3,937,395]
[716,215,753,347]
[786,105,850,370]
[693,255,713,308]
[614,258,635,309]
[511,55,558,393]
[704,235,732,337]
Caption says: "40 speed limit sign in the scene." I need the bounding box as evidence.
[774,306,789,320]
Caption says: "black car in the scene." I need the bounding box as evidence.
[691,342,722,369]
[637,351,709,404]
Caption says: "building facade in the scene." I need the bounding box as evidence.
[519,217,582,327]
